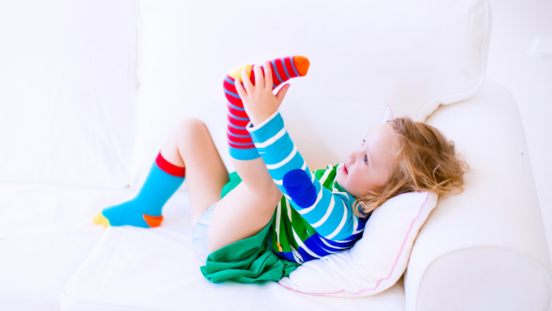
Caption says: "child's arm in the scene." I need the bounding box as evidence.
[235,63,360,241]
[247,110,360,240]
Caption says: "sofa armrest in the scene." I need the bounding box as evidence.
[404,79,552,311]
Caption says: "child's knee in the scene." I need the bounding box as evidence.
[174,118,211,142]
[260,183,283,207]
[176,117,205,134]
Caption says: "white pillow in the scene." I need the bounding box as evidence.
[278,191,438,297]
[131,0,491,187]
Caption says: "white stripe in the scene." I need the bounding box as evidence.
[292,229,321,258]
[254,128,286,148]
[301,161,307,171]
[319,165,333,185]
[352,213,358,233]
[285,199,292,221]
[326,201,348,240]
[298,187,323,215]
[332,190,349,197]
[311,173,315,183]
[276,202,281,243]
[311,196,335,228]
[353,228,365,234]
[284,194,292,201]
[320,247,339,254]
[266,145,297,170]
[290,245,304,263]
[333,239,355,244]
[274,179,283,185]
[246,110,279,133]
[320,237,348,250]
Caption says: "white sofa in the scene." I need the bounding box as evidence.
[0,0,550,310]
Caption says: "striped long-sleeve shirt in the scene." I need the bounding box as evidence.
[247,111,369,264]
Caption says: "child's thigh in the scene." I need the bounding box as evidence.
[172,118,229,227]
[208,182,281,253]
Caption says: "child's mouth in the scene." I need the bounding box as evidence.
[344,165,348,174]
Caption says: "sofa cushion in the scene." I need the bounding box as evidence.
[61,225,406,311]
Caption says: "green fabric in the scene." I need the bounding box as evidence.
[200,171,300,283]
[270,164,349,255]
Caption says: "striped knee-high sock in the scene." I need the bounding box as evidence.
[92,152,185,228]
[223,56,310,161]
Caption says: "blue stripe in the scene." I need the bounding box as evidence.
[228,141,255,146]
[227,101,245,111]
[303,234,332,257]
[268,151,304,181]
[282,58,291,80]
[303,188,332,222]
[228,123,246,130]
[224,89,241,99]
[319,199,346,238]
[271,60,283,83]
[224,77,235,85]
[290,57,300,77]
[228,111,249,121]
[297,247,318,262]
[227,130,250,138]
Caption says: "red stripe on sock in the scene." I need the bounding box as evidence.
[227,125,250,137]
[227,104,249,119]
[227,132,254,144]
[225,93,246,108]
[228,141,255,149]
[228,115,249,127]
[275,58,289,81]
[284,57,298,78]
[156,152,185,177]
[270,62,281,88]
[223,78,241,95]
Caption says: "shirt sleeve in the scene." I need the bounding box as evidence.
[246,110,359,241]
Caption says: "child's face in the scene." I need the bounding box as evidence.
[336,122,398,198]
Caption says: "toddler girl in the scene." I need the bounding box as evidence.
[93,56,467,283]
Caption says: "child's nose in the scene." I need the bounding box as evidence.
[349,151,356,163]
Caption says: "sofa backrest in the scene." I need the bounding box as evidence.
[0,0,139,189]
[131,0,492,187]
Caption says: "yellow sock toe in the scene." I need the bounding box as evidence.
[93,212,110,226]
[228,64,253,81]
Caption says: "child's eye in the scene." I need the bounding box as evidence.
[361,139,366,146]
[364,154,368,165]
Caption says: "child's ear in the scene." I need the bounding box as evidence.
[382,105,394,123]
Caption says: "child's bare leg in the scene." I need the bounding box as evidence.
[162,117,279,252]
[207,158,282,252]
[160,118,229,228]
[206,57,311,251]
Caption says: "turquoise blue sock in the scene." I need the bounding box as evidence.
[93,152,185,228]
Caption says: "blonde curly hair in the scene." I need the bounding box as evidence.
[353,117,469,217]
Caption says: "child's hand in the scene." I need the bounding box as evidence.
[235,61,290,126]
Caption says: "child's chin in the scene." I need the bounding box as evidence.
[336,173,345,186]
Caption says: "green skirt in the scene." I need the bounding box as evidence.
[199,171,300,283]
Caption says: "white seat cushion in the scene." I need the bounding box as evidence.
[61,222,406,311]
[0,184,129,311]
